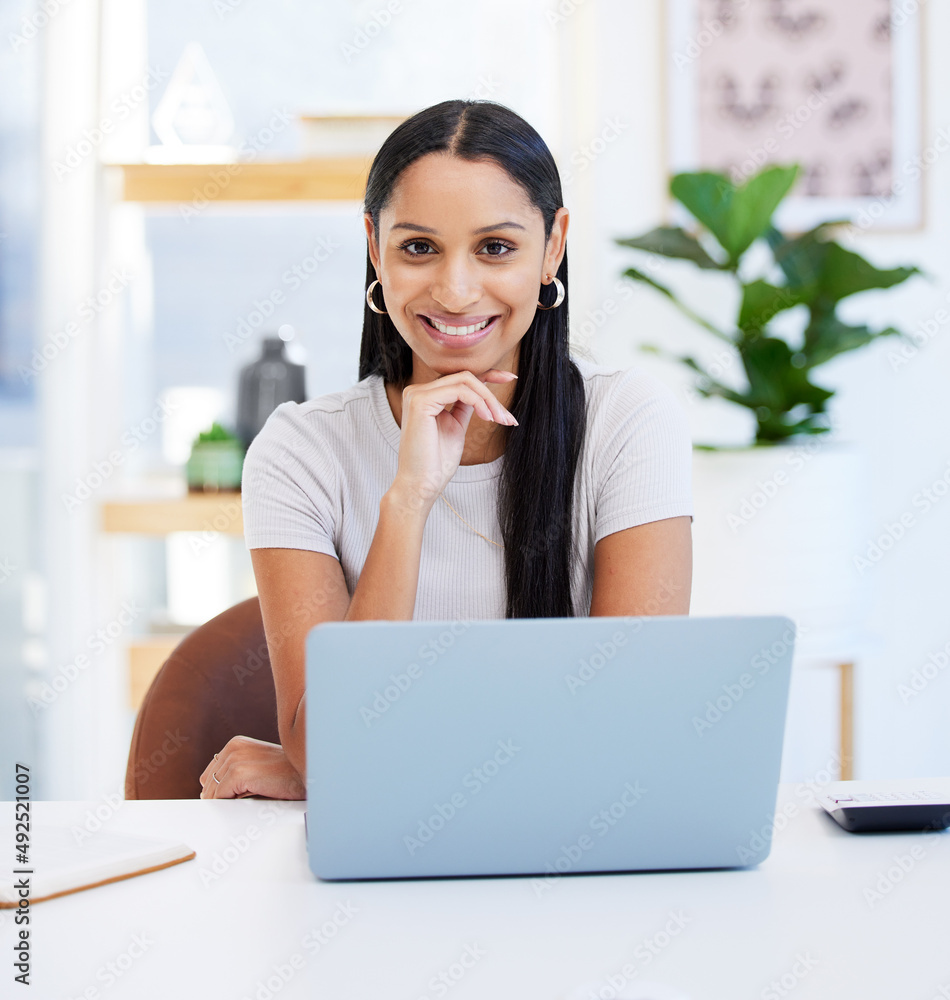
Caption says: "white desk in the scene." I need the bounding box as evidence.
[3,786,949,1000]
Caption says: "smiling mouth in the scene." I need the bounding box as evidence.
[421,315,499,337]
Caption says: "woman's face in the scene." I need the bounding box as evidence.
[364,152,568,381]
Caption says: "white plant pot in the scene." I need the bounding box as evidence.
[690,439,870,657]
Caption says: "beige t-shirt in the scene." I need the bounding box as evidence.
[241,356,693,619]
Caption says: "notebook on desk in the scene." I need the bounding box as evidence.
[304,614,796,880]
[0,825,195,906]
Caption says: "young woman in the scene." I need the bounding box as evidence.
[199,99,693,800]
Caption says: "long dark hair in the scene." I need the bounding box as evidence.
[359,99,586,618]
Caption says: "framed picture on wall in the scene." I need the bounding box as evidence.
[664,0,925,231]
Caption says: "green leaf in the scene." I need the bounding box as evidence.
[727,165,800,262]
[738,336,834,412]
[765,220,850,288]
[816,243,921,303]
[671,165,799,263]
[670,172,735,257]
[803,316,900,368]
[738,279,813,331]
[614,226,723,269]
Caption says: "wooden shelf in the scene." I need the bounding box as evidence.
[112,157,372,202]
[102,494,243,535]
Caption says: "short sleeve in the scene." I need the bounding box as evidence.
[591,368,694,544]
[241,402,339,556]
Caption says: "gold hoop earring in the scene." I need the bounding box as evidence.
[366,278,388,315]
[537,275,565,310]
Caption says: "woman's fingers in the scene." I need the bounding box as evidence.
[407,371,517,425]
[199,737,306,800]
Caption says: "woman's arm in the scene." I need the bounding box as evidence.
[588,515,692,617]
[198,492,429,800]
[259,490,430,776]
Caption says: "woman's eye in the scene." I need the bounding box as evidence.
[481,241,515,257]
[399,240,433,256]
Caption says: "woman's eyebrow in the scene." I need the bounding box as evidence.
[390,221,527,235]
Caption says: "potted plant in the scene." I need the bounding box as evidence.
[185,421,245,492]
[615,163,922,651]
[616,163,921,445]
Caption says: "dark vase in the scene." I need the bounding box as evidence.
[236,337,306,447]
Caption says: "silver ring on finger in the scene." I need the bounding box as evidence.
[212,771,220,784]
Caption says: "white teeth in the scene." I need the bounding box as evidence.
[430,317,492,336]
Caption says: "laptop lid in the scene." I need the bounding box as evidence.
[305,614,795,880]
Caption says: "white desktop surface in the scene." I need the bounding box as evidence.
[3,785,949,1000]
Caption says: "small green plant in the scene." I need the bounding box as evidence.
[616,163,922,445]
[193,421,240,445]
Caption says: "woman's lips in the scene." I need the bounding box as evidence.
[419,314,499,348]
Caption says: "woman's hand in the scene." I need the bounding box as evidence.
[390,369,518,512]
[199,736,306,800]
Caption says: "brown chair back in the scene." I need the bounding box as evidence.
[125,596,279,799]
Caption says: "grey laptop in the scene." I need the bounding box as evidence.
[305,614,795,880]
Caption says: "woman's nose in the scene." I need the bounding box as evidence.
[429,255,481,312]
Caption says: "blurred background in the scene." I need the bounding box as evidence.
[0,0,947,799]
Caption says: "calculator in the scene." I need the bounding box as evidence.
[818,780,950,833]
